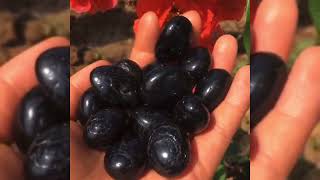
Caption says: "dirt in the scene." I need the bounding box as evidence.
[0,0,69,65]
[70,3,136,74]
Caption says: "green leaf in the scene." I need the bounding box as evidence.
[237,159,250,180]
[243,0,251,55]
[309,0,320,36]
[223,129,249,163]
[232,55,249,76]
[288,39,316,68]
[213,164,227,180]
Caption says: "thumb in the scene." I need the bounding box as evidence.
[0,144,24,180]
[70,121,111,180]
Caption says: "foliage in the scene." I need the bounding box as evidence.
[213,129,250,180]
[308,0,320,43]
[288,38,316,68]
[287,0,320,67]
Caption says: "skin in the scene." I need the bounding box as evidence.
[0,37,70,179]
[251,0,320,180]
[70,11,249,180]
[0,0,318,179]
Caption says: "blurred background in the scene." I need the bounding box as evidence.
[0,0,69,64]
[0,0,319,179]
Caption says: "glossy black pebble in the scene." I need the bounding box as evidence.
[181,47,211,82]
[250,52,287,128]
[90,66,139,107]
[77,87,105,126]
[105,135,146,180]
[155,16,192,62]
[141,65,194,108]
[195,69,232,111]
[148,124,190,177]
[174,96,210,134]
[15,87,62,153]
[25,123,69,180]
[84,109,128,150]
[35,47,70,110]
[142,62,165,76]
[114,59,142,83]
[131,107,171,141]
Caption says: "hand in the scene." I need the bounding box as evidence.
[0,37,70,179]
[70,11,249,180]
[250,0,320,179]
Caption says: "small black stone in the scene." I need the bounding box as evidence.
[131,107,171,141]
[141,65,194,108]
[174,96,210,134]
[142,62,165,76]
[155,16,193,63]
[104,134,146,180]
[180,47,211,82]
[35,47,70,111]
[250,52,287,128]
[77,87,105,126]
[90,65,140,107]
[15,87,64,153]
[114,59,143,83]
[25,123,69,180]
[148,124,190,177]
[195,69,232,111]
[83,109,128,150]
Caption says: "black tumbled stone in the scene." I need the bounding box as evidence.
[250,52,287,128]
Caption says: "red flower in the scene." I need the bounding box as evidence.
[134,0,246,49]
[70,0,118,14]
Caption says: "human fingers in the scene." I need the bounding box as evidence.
[250,0,298,129]
[194,65,250,176]
[70,121,111,180]
[251,47,320,179]
[174,35,248,177]
[0,144,24,180]
[129,10,202,68]
[129,11,160,67]
[212,34,238,73]
[0,37,69,142]
[69,61,115,180]
[252,0,298,60]
[70,12,160,119]
[70,60,110,120]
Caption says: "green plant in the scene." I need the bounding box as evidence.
[213,129,250,180]
[287,0,320,67]
[308,0,320,44]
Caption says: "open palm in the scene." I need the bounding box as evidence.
[70,11,249,180]
[0,1,319,180]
